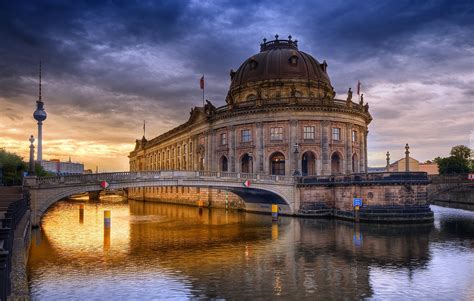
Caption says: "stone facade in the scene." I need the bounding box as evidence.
[129,37,372,206]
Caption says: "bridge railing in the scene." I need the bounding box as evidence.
[298,172,430,185]
[30,170,295,187]
[428,174,470,183]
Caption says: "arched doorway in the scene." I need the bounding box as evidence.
[241,153,252,173]
[331,152,342,174]
[270,152,285,175]
[220,156,228,172]
[352,153,359,173]
[302,151,316,176]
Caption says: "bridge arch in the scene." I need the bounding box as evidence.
[25,172,296,226]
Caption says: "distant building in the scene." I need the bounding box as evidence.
[367,167,387,173]
[419,163,438,175]
[39,158,84,174]
[388,156,419,172]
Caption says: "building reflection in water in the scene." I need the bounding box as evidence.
[28,200,473,300]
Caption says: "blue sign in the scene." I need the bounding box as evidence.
[353,198,362,207]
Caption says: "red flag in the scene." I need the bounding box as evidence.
[200,75,204,89]
[357,81,361,95]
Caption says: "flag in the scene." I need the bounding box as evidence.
[143,120,146,137]
[357,81,361,95]
[200,75,205,89]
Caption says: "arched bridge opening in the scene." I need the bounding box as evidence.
[24,171,296,226]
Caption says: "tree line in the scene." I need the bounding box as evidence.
[433,145,473,175]
[0,148,51,186]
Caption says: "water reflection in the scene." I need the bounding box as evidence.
[28,201,474,300]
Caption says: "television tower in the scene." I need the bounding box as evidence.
[33,62,47,161]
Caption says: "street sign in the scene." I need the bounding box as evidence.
[243,180,251,187]
[100,181,109,189]
[468,173,474,181]
[353,198,362,207]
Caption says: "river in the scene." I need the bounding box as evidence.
[27,200,474,300]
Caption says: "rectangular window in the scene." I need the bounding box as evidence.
[352,130,357,142]
[270,127,283,140]
[303,126,315,140]
[241,129,251,142]
[332,127,341,141]
[220,133,227,145]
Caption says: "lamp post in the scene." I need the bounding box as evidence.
[405,144,410,172]
[386,151,390,171]
[293,143,301,176]
[28,135,35,176]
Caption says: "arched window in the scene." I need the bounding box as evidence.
[220,156,228,172]
[302,151,316,176]
[352,153,359,173]
[241,153,252,173]
[331,152,342,174]
[246,94,257,101]
[270,152,285,175]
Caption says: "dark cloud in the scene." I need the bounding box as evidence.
[0,0,473,169]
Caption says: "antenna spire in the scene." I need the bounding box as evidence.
[39,61,42,101]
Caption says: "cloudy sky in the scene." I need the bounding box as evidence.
[1,0,473,171]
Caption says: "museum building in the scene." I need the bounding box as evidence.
[129,36,372,207]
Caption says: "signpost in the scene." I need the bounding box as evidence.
[353,198,362,207]
[468,173,474,181]
[353,197,362,223]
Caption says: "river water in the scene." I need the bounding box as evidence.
[28,200,474,300]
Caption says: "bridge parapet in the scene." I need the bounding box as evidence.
[26,171,294,189]
[298,172,430,186]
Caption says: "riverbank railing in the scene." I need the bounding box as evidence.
[0,191,29,301]
[298,172,430,185]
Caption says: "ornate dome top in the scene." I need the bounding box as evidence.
[227,35,334,104]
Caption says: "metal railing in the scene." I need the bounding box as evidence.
[0,196,29,301]
[30,170,296,187]
[298,172,430,185]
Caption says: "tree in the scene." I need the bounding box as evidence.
[435,145,473,175]
[450,145,471,160]
[0,148,52,185]
[437,156,470,174]
[0,148,27,185]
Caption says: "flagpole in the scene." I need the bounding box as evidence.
[202,84,205,107]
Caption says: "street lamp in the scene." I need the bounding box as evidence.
[293,143,301,176]
[28,135,35,176]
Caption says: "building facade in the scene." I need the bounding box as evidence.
[40,159,84,175]
[130,37,371,178]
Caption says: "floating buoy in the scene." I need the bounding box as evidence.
[243,180,251,187]
[100,181,109,189]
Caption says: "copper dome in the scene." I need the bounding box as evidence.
[229,36,332,95]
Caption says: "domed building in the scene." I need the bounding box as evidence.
[129,36,372,208]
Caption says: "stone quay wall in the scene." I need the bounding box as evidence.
[128,187,246,210]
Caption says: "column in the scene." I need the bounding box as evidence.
[359,129,366,173]
[210,129,216,171]
[256,122,264,173]
[321,120,330,175]
[289,120,298,176]
[345,123,353,174]
[365,130,368,173]
[229,126,236,172]
[206,130,212,171]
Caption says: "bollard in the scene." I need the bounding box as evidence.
[104,210,111,228]
[271,204,278,221]
[79,204,84,224]
[354,206,360,223]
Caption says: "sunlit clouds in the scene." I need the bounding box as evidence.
[0,1,473,170]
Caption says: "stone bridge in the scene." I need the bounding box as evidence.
[427,174,473,204]
[23,171,297,226]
